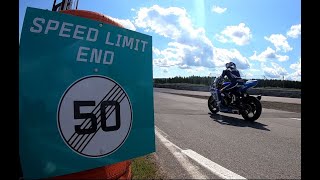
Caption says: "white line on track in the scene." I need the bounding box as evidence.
[182,149,246,179]
[290,118,301,120]
[155,126,247,179]
[155,127,208,179]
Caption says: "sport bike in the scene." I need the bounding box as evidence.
[208,76,262,122]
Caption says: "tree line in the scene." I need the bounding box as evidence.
[154,76,301,89]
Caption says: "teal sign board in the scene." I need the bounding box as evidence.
[19,7,154,179]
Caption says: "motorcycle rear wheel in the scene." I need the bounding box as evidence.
[241,96,262,122]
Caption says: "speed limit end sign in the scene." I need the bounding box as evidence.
[19,7,155,179]
[58,75,132,158]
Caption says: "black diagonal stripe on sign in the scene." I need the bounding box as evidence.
[78,94,127,153]
[68,85,120,146]
[75,92,125,152]
[72,89,123,150]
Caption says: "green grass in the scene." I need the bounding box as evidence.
[131,153,166,179]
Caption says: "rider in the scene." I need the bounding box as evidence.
[218,62,244,108]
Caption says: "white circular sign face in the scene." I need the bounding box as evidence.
[57,75,132,158]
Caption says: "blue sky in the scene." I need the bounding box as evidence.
[19,0,301,81]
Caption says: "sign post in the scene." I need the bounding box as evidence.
[19,7,155,179]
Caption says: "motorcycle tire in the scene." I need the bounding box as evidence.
[208,96,219,114]
[241,96,262,122]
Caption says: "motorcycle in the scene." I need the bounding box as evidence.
[208,76,262,122]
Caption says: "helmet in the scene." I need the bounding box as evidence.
[226,62,236,69]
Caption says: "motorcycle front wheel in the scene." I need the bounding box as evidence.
[241,96,262,122]
[208,96,219,114]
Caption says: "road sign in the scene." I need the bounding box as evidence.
[19,7,154,179]
[58,75,132,158]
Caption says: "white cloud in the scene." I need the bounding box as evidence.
[153,44,250,71]
[240,68,263,79]
[152,43,185,67]
[215,34,228,43]
[215,23,252,46]
[262,62,288,79]
[134,5,187,39]
[287,58,301,81]
[211,5,227,14]
[213,47,250,69]
[152,47,161,56]
[264,34,292,52]
[195,66,205,71]
[287,24,301,38]
[240,71,254,78]
[153,58,177,67]
[109,17,136,31]
[286,70,301,81]
[161,67,168,73]
[290,58,301,71]
[186,69,195,74]
[248,68,260,72]
[179,64,191,69]
[153,41,214,68]
[211,67,226,77]
[135,5,217,68]
[135,5,251,71]
[250,47,289,62]
[186,67,207,74]
[131,8,136,11]
[277,55,290,62]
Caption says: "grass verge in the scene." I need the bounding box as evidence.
[131,153,167,179]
